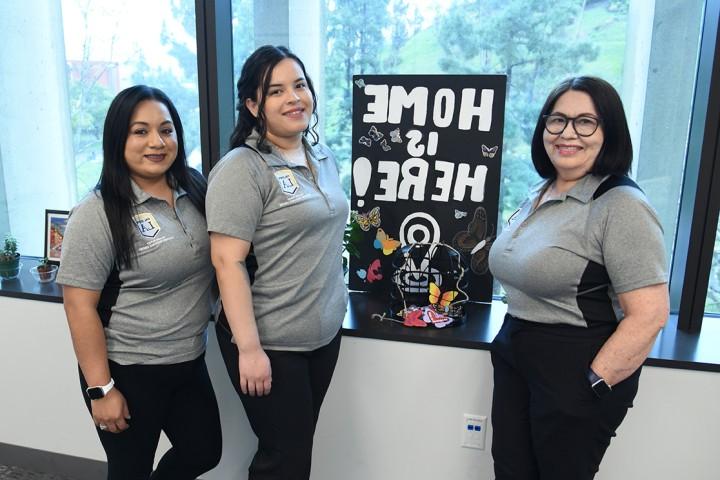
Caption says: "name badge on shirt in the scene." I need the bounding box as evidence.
[133,212,161,238]
[274,168,301,196]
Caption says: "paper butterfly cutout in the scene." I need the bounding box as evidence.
[389,128,402,143]
[454,209,468,219]
[368,125,383,142]
[354,78,366,89]
[482,144,499,158]
[358,126,384,148]
[428,282,458,313]
[374,228,401,256]
[355,206,381,231]
[380,139,391,151]
[357,258,383,283]
[452,206,495,275]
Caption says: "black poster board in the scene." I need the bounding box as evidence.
[349,74,507,302]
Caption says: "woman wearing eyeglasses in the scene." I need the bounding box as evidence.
[488,76,669,480]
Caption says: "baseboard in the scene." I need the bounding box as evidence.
[0,443,106,479]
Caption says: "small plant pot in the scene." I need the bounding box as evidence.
[30,264,58,283]
[0,261,22,281]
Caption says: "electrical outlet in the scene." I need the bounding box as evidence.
[461,413,487,450]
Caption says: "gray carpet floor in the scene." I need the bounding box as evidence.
[0,465,73,480]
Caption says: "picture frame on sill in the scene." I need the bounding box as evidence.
[45,209,69,264]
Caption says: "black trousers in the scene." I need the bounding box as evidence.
[79,354,222,480]
[216,318,341,480]
[490,314,641,480]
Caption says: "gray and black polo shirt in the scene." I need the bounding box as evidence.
[57,181,214,365]
[206,132,349,351]
[488,174,667,328]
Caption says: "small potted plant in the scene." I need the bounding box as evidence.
[0,234,22,280]
[30,257,58,283]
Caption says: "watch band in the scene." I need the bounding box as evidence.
[587,368,612,398]
[86,378,115,400]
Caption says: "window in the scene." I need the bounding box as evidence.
[322,0,703,272]
[0,0,200,257]
[2,0,719,333]
[223,0,718,329]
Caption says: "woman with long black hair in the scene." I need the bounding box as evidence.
[207,45,348,480]
[58,85,222,479]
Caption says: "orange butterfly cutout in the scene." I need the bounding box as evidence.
[428,282,458,312]
[374,228,401,256]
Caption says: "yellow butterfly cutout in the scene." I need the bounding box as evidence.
[356,206,381,231]
[428,282,458,309]
[374,228,401,256]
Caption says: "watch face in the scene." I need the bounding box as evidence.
[86,387,105,400]
[591,380,612,398]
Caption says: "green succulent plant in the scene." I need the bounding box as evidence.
[37,256,52,272]
[0,234,19,263]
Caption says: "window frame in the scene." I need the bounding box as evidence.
[671,0,720,333]
[194,0,720,334]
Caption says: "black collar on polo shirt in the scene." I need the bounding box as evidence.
[531,174,607,205]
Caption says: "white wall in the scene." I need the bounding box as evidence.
[1,295,718,480]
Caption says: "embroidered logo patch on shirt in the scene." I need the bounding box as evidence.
[274,168,301,195]
[133,212,161,238]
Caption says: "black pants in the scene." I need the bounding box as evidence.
[216,318,341,480]
[490,314,641,480]
[79,354,222,480]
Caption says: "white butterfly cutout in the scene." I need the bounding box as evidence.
[482,144,499,158]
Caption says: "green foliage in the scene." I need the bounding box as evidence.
[322,0,630,220]
[342,214,364,271]
[434,0,627,218]
[36,256,55,272]
[344,215,363,258]
[130,1,201,162]
[68,68,115,195]
[0,234,18,263]
[67,0,257,190]
[324,0,392,188]
[706,221,720,314]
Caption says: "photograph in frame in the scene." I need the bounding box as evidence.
[45,209,70,264]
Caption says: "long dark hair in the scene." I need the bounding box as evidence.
[229,45,319,152]
[530,76,633,179]
[98,85,206,269]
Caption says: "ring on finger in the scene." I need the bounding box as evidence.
[99,424,108,431]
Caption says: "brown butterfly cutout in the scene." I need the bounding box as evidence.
[452,206,494,275]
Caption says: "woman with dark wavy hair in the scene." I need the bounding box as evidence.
[488,76,669,479]
[58,85,221,479]
[207,45,348,480]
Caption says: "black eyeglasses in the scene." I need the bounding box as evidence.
[543,114,601,137]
